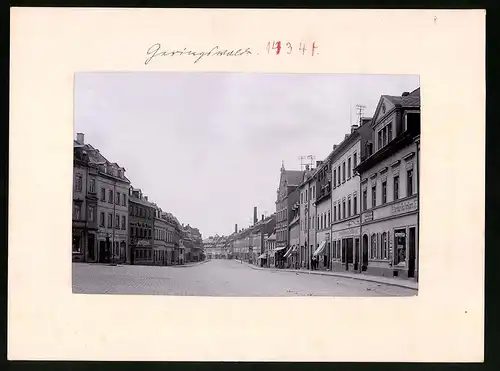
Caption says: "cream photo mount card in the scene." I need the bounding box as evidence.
[9,8,485,362]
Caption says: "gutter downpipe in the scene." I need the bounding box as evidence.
[415,135,420,283]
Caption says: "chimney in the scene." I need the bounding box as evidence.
[261,214,264,221]
[402,91,410,96]
[345,134,349,140]
[333,144,338,151]
[76,133,85,145]
[235,224,238,233]
[316,161,323,167]
[305,164,310,171]
[144,196,148,201]
[351,124,359,133]
[253,207,258,224]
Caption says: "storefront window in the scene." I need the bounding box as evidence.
[72,234,81,253]
[395,229,406,264]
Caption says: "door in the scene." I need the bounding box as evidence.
[408,227,416,278]
[354,238,360,271]
[362,234,369,271]
[87,234,95,262]
[99,241,106,263]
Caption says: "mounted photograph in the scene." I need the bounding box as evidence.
[72,72,420,297]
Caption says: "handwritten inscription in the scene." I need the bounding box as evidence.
[145,43,253,65]
[391,199,417,215]
[266,41,319,56]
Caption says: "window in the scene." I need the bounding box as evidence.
[371,185,376,208]
[353,195,357,215]
[338,166,341,185]
[382,181,387,204]
[363,189,367,211]
[388,124,393,142]
[407,169,414,196]
[72,234,81,253]
[394,176,400,201]
[100,212,105,227]
[371,234,377,259]
[73,204,81,220]
[122,215,126,230]
[89,178,95,193]
[353,153,357,168]
[108,213,112,228]
[115,214,120,229]
[100,188,106,201]
[383,126,388,147]
[333,169,336,187]
[342,201,346,219]
[116,192,120,204]
[378,131,383,149]
[347,158,351,178]
[305,189,308,202]
[328,211,331,226]
[130,227,134,236]
[334,205,337,221]
[108,190,113,203]
[347,198,351,217]
[381,232,388,259]
[88,206,95,222]
[300,193,303,204]
[338,204,341,220]
[75,174,82,192]
[342,162,346,182]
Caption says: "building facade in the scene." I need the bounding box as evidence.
[355,88,420,279]
[285,204,300,268]
[314,159,332,270]
[298,166,317,269]
[275,163,303,268]
[330,127,362,272]
[128,188,155,265]
[72,135,99,263]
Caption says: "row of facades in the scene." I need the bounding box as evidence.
[206,88,420,279]
[72,133,203,265]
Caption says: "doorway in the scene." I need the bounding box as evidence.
[99,241,106,263]
[87,234,95,262]
[362,234,368,271]
[408,227,416,278]
[354,238,360,271]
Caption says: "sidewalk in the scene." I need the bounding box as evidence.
[234,260,418,290]
[173,260,208,268]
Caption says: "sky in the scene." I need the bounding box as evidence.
[74,72,419,238]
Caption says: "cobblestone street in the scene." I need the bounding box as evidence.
[73,259,416,296]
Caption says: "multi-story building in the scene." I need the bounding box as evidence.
[330,125,363,272]
[313,158,333,270]
[152,205,169,266]
[284,202,300,268]
[275,163,303,268]
[73,134,131,264]
[249,214,276,266]
[298,165,318,269]
[265,232,276,267]
[354,88,420,279]
[72,134,99,262]
[128,188,155,265]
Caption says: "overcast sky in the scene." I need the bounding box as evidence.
[75,72,419,238]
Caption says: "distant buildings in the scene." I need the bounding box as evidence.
[72,133,203,266]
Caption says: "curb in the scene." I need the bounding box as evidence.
[235,260,417,291]
[172,260,209,268]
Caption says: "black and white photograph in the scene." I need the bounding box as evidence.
[72,72,420,297]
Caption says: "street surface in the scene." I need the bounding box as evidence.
[72,259,416,296]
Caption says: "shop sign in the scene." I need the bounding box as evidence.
[362,211,373,223]
[391,199,417,215]
[337,227,358,237]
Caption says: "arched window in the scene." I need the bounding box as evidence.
[370,234,377,260]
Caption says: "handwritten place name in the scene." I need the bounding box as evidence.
[145,43,252,65]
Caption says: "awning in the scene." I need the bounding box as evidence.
[274,245,287,252]
[283,246,293,258]
[258,253,267,259]
[313,241,327,256]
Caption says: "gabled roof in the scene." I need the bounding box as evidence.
[384,88,420,108]
[284,170,305,186]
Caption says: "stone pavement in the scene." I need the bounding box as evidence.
[235,260,418,290]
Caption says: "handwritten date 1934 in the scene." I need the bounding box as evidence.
[266,41,318,56]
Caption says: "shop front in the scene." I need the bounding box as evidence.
[331,216,361,272]
[360,196,418,278]
[315,230,331,270]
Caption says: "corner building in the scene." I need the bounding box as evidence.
[354,88,420,279]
